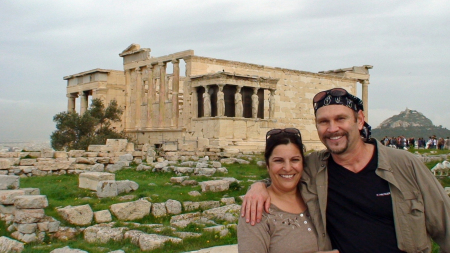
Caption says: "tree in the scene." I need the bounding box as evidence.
[51,99,126,151]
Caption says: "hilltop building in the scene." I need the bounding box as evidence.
[64,44,372,154]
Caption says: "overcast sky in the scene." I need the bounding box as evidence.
[1,0,449,142]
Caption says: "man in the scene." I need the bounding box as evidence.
[241,88,450,252]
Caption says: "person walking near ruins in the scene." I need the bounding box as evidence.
[238,128,337,253]
[241,88,450,252]
[445,137,450,150]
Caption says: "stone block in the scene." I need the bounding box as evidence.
[165,199,182,215]
[94,157,110,164]
[96,181,118,198]
[151,203,166,217]
[17,223,37,234]
[68,150,85,158]
[124,229,145,244]
[75,157,95,165]
[40,148,55,158]
[116,180,139,194]
[221,197,235,205]
[0,159,11,170]
[0,175,19,190]
[57,204,93,226]
[199,200,220,210]
[126,143,135,152]
[105,139,128,152]
[170,176,189,184]
[84,224,127,244]
[0,190,25,205]
[0,236,24,252]
[14,209,45,223]
[183,201,200,212]
[200,180,230,192]
[79,172,115,191]
[194,167,216,176]
[50,246,88,253]
[119,154,133,161]
[181,180,198,186]
[54,151,68,158]
[85,152,98,158]
[89,164,105,172]
[14,195,48,209]
[110,199,151,221]
[0,204,16,214]
[88,145,108,152]
[94,210,112,223]
[19,159,36,166]
[138,233,182,251]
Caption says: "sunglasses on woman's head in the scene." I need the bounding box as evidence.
[266,128,301,140]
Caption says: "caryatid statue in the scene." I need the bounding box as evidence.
[269,89,275,119]
[235,86,243,117]
[251,88,259,118]
[203,86,211,117]
[217,85,225,117]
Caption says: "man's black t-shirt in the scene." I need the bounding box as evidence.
[326,146,405,253]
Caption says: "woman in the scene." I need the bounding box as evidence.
[238,128,334,253]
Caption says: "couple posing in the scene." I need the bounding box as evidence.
[237,88,450,253]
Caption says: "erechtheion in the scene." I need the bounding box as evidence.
[64,44,371,154]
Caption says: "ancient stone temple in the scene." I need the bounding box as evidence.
[65,44,372,154]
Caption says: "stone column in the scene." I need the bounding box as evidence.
[67,93,77,113]
[135,67,142,129]
[252,87,259,118]
[158,62,166,127]
[361,80,369,121]
[146,65,154,128]
[217,85,225,117]
[124,69,132,130]
[268,89,275,119]
[172,59,180,127]
[80,91,88,115]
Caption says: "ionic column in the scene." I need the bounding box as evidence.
[361,80,369,121]
[158,62,166,127]
[172,59,180,127]
[135,67,142,129]
[80,91,88,115]
[146,65,154,128]
[67,93,77,113]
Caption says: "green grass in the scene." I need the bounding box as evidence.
[3,151,448,252]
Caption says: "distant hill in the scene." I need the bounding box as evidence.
[371,108,450,140]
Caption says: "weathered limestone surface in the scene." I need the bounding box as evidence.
[84,224,127,243]
[0,175,19,190]
[151,203,166,217]
[165,199,182,215]
[57,204,93,226]
[79,172,115,191]
[50,246,88,253]
[14,195,48,209]
[94,210,112,223]
[110,199,151,221]
[0,236,24,253]
[200,180,229,192]
[13,209,45,224]
[139,233,182,251]
[0,190,25,205]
